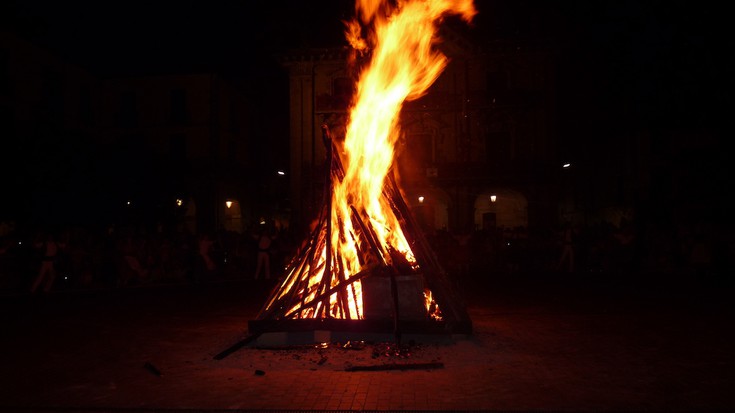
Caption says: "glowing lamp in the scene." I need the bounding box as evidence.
[490,195,497,203]
[225,201,233,209]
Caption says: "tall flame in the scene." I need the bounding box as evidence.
[338,0,476,261]
[266,0,475,320]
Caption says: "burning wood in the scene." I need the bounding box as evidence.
[249,0,475,342]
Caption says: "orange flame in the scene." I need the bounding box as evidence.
[339,0,475,254]
[269,0,475,320]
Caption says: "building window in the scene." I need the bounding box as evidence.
[333,77,354,109]
[0,51,9,96]
[409,133,433,165]
[0,106,14,140]
[485,114,513,166]
[41,67,63,122]
[170,88,188,125]
[334,77,353,97]
[170,133,187,161]
[118,91,138,127]
[229,98,239,133]
[227,139,237,162]
[398,133,433,183]
[79,85,92,126]
[486,70,508,103]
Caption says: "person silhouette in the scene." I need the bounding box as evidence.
[30,232,65,294]
[556,223,576,274]
[195,232,217,281]
[253,228,275,280]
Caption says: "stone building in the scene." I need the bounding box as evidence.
[1,29,256,233]
[97,73,253,234]
[0,30,98,225]
[279,29,559,234]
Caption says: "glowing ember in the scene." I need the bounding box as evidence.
[261,0,476,321]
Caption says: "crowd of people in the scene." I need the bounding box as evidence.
[0,223,298,295]
[425,219,731,288]
[0,218,730,295]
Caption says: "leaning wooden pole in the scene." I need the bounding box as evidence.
[320,124,335,318]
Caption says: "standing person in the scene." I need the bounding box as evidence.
[30,232,65,294]
[253,228,275,280]
[196,232,216,282]
[556,223,576,273]
[452,230,472,277]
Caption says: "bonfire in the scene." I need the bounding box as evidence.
[250,0,476,342]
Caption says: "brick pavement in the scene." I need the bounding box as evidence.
[0,275,733,412]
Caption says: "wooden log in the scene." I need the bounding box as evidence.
[213,333,261,360]
[282,265,379,319]
[385,172,471,326]
[350,205,388,266]
[258,207,327,320]
[345,362,444,372]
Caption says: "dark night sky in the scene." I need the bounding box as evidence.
[3,0,731,133]
[1,0,354,75]
[2,0,732,227]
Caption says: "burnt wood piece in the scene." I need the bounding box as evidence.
[282,265,380,319]
[386,172,472,330]
[345,362,444,372]
[260,194,332,320]
[319,124,335,318]
[249,124,472,335]
[213,333,261,360]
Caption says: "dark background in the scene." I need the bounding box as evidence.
[4,1,730,130]
[1,0,732,226]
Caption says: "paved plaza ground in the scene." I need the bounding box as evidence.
[0,271,733,412]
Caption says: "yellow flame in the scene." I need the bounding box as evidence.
[334,0,476,294]
[269,0,474,320]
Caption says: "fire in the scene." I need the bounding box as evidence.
[339,0,475,260]
[263,0,475,321]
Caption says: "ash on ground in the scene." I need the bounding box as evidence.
[241,340,446,372]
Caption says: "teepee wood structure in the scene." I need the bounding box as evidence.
[215,0,478,355]
[247,125,471,343]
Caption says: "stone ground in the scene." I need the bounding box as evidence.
[0,271,733,412]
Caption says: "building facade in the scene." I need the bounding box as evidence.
[98,73,254,234]
[1,30,257,234]
[279,32,560,235]
[0,30,98,226]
